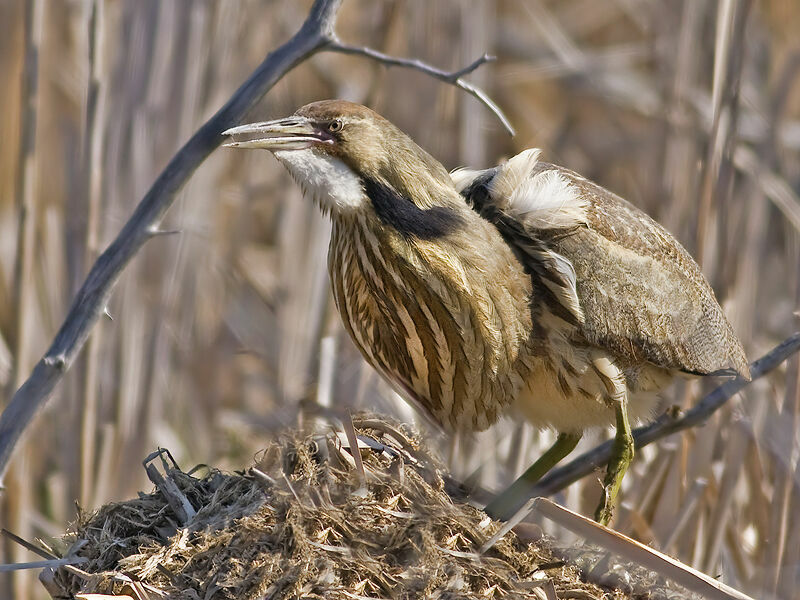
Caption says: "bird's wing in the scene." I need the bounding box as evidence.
[454,150,750,378]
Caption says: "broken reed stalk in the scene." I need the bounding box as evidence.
[4,1,44,597]
[0,0,510,484]
[532,498,756,600]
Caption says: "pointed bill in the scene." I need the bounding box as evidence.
[222,116,334,151]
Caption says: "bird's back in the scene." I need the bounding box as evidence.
[455,150,749,383]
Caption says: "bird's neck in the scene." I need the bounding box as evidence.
[375,156,459,211]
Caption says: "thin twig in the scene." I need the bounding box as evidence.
[326,42,515,136]
[341,410,367,490]
[479,496,537,554]
[524,333,800,499]
[0,557,87,573]
[1,528,58,560]
[0,0,508,483]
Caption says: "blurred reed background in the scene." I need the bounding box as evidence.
[0,0,798,598]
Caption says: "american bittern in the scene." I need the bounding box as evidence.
[224,100,749,525]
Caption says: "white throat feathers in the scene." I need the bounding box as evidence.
[275,148,365,213]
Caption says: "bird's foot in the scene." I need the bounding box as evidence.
[594,484,615,526]
[593,399,634,526]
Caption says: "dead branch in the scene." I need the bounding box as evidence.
[0,0,509,481]
[523,332,800,500]
[326,42,515,135]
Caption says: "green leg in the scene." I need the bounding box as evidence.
[593,396,634,526]
[484,432,581,521]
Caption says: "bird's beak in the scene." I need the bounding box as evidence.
[222,116,333,151]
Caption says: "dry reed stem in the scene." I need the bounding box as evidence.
[4,1,44,596]
[532,498,755,600]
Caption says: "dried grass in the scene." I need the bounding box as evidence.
[49,419,626,600]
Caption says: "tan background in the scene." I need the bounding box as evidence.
[0,0,798,598]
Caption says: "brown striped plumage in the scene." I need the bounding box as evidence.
[328,209,530,430]
[224,100,749,523]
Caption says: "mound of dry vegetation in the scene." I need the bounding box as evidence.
[41,417,640,600]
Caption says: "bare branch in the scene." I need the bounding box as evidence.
[524,332,800,499]
[327,41,515,136]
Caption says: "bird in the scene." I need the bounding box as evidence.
[223,100,749,525]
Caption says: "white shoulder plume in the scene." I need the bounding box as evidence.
[490,149,588,230]
[450,167,492,194]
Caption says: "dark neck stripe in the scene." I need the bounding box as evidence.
[362,177,463,240]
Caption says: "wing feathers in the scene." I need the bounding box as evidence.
[457,149,749,377]
[488,149,543,200]
[539,249,584,324]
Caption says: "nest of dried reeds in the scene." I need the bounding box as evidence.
[42,415,627,600]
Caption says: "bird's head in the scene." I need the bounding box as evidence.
[223,100,460,221]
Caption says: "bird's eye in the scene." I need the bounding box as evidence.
[328,119,343,132]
